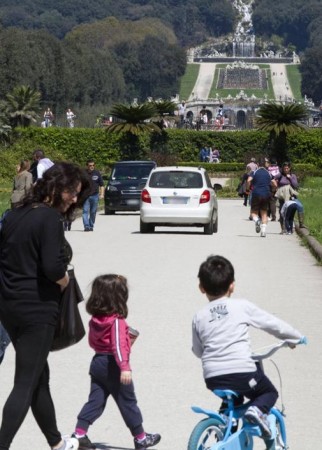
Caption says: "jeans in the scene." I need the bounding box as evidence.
[82,194,99,230]
[0,317,61,449]
[284,202,304,232]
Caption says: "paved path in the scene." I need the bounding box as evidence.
[270,63,294,101]
[1,199,321,449]
[189,63,216,100]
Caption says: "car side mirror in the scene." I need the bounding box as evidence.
[213,183,222,191]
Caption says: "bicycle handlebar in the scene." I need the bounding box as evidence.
[251,337,307,361]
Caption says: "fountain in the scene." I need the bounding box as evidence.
[232,0,255,58]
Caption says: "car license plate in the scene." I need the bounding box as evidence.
[162,197,188,204]
[126,199,139,205]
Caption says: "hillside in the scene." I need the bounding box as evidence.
[0,0,235,46]
[1,0,322,113]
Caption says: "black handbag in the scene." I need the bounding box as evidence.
[51,267,86,351]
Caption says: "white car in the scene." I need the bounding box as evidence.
[140,166,220,234]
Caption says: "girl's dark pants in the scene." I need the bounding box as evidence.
[205,364,278,414]
[76,354,144,436]
[0,314,61,450]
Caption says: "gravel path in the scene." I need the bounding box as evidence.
[189,63,217,100]
[270,63,294,100]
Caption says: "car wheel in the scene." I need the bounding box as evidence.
[140,220,154,233]
[105,208,115,215]
[213,215,218,233]
[204,216,214,235]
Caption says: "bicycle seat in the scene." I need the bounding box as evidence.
[214,389,239,400]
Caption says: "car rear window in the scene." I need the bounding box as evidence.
[149,171,203,188]
[112,165,154,180]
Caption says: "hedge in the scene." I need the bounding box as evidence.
[1,127,322,181]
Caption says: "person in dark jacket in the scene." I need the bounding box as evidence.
[82,160,104,232]
[0,162,91,450]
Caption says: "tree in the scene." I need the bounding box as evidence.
[2,85,41,128]
[255,103,308,164]
[0,110,12,144]
[107,102,161,160]
[300,45,322,104]
[137,35,186,100]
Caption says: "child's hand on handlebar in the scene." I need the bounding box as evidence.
[287,336,307,348]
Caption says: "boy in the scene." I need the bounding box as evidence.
[280,198,305,234]
[192,255,304,438]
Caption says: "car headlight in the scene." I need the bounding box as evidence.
[107,185,118,192]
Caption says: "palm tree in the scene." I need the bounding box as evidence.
[107,102,161,160]
[2,85,41,128]
[151,100,177,129]
[256,103,309,164]
[108,103,161,135]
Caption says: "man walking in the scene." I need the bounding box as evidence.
[32,149,54,181]
[82,160,104,232]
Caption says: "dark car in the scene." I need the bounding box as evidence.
[104,161,157,214]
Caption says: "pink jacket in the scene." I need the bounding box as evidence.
[89,314,131,371]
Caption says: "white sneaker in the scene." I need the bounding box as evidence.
[244,405,271,438]
[260,230,266,237]
[52,437,79,450]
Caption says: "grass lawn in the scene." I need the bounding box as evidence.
[299,177,322,244]
[179,63,200,101]
[286,64,303,101]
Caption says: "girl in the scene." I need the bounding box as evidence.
[72,275,161,450]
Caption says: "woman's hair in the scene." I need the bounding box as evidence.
[23,161,91,221]
[18,160,30,172]
[86,274,129,318]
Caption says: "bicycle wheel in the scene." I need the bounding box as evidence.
[188,417,225,450]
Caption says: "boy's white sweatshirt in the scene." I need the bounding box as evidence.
[192,297,302,379]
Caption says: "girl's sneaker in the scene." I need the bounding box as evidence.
[134,433,161,449]
[71,433,96,449]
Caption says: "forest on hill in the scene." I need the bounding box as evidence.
[1,0,322,116]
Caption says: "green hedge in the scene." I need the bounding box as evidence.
[1,127,322,181]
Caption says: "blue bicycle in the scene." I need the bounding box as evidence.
[188,339,305,450]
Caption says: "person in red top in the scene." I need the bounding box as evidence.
[72,275,161,450]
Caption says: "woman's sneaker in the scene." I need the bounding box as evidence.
[134,433,161,449]
[71,433,96,449]
[244,405,271,438]
[52,437,79,450]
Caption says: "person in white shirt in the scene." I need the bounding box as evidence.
[192,255,304,439]
[66,108,76,128]
[32,149,54,181]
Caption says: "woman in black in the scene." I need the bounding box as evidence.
[0,162,90,450]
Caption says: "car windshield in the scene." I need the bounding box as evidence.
[112,166,153,180]
[149,171,203,189]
